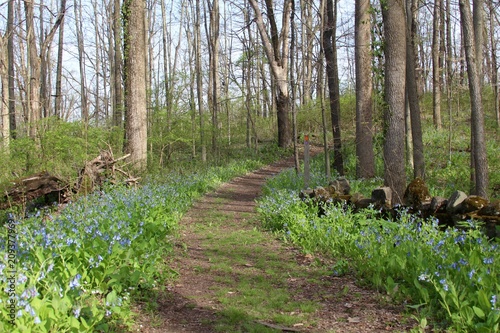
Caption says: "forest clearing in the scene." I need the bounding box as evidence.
[1,0,500,332]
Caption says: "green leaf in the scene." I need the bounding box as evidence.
[473,306,485,320]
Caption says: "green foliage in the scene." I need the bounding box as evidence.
[0,118,123,185]
[0,156,273,332]
[257,155,500,332]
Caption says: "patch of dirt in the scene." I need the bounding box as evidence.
[133,152,417,332]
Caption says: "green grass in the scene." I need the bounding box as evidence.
[184,196,323,332]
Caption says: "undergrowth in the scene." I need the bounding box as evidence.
[0,147,287,332]
[257,154,500,332]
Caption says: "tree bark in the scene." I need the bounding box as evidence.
[354,0,375,178]
[195,0,206,162]
[459,0,489,198]
[74,0,89,124]
[323,0,344,175]
[406,0,425,179]
[7,0,16,139]
[249,0,292,148]
[112,0,124,128]
[432,0,443,129]
[0,33,9,148]
[54,0,67,119]
[123,0,148,169]
[382,0,407,205]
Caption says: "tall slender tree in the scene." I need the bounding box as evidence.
[459,0,489,198]
[123,0,148,169]
[248,0,292,148]
[323,0,343,175]
[112,0,124,128]
[354,0,375,178]
[382,0,407,204]
[432,0,443,129]
[406,0,425,179]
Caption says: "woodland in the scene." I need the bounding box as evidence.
[0,0,500,332]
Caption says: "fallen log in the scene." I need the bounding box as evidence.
[0,172,70,210]
[300,177,500,238]
[1,149,138,212]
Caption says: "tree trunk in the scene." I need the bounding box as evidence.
[249,0,292,148]
[459,0,489,198]
[7,0,16,139]
[406,0,425,179]
[112,0,124,128]
[290,0,300,174]
[123,0,148,169]
[432,0,443,130]
[195,0,206,162]
[381,0,407,205]
[0,33,9,148]
[54,0,67,119]
[74,0,89,124]
[323,0,344,175]
[487,2,499,127]
[354,0,375,178]
[208,0,220,156]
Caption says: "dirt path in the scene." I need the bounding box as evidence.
[134,156,416,333]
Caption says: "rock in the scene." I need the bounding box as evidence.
[403,178,431,208]
[371,187,392,208]
[329,178,351,195]
[299,189,314,201]
[477,200,500,217]
[446,190,468,214]
[463,195,489,213]
[430,196,447,213]
[313,186,330,200]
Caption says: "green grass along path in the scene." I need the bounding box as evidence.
[133,157,415,333]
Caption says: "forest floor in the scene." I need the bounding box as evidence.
[132,153,418,333]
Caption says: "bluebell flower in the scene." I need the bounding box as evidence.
[491,295,497,310]
[468,269,475,279]
[483,257,494,265]
[25,304,36,317]
[73,306,81,318]
[439,279,449,291]
[454,234,466,244]
[34,316,41,324]
[69,274,82,290]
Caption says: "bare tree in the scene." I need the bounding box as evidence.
[487,1,499,127]
[382,0,407,204]
[0,32,9,148]
[249,0,292,148]
[123,0,148,169]
[112,0,124,128]
[432,0,443,129]
[354,0,375,178]
[406,0,425,179]
[195,0,206,162]
[459,0,489,198]
[7,0,16,139]
[323,0,343,175]
[207,0,220,155]
[74,0,89,123]
[54,0,67,119]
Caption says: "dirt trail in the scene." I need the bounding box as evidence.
[134,155,416,333]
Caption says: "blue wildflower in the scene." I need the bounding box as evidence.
[439,279,449,292]
[69,274,82,290]
[483,257,494,265]
[73,306,81,318]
